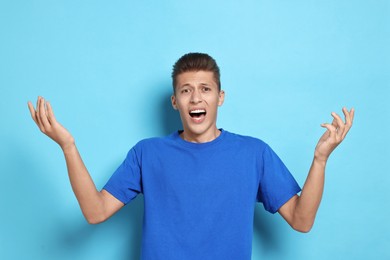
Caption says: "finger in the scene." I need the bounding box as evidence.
[46,101,57,124]
[331,112,345,135]
[39,97,51,129]
[27,101,39,125]
[341,107,354,139]
[321,123,337,140]
[35,97,44,130]
[347,107,355,125]
[331,117,337,128]
[342,107,352,126]
[36,97,39,113]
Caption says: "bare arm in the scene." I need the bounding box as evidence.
[28,97,123,224]
[278,107,355,232]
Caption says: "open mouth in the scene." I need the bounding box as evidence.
[189,109,206,119]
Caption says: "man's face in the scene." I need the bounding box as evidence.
[171,70,225,143]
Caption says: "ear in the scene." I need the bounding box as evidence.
[218,90,225,106]
[171,95,178,110]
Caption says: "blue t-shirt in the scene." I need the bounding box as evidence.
[103,130,301,260]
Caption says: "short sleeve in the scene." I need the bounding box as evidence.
[103,147,143,204]
[257,144,301,214]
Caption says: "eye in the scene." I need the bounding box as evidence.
[181,88,190,94]
[202,87,211,92]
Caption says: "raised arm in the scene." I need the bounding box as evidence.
[28,96,123,224]
[278,107,355,232]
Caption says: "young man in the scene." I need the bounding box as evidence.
[28,53,354,259]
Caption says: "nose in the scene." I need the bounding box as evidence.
[190,89,202,103]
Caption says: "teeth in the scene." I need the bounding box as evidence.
[190,109,206,114]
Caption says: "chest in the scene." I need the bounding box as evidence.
[140,147,260,202]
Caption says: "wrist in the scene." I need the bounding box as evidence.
[313,156,327,168]
[60,139,76,154]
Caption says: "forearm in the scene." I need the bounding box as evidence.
[279,108,354,232]
[293,158,326,231]
[62,143,106,224]
[28,97,122,223]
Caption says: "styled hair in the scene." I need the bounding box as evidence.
[171,52,221,93]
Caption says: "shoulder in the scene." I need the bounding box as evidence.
[123,134,175,161]
[223,130,269,148]
[131,132,178,151]
[134,136,167,147]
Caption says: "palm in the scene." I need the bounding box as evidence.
[28,97,75,149]
[314,108,354,162]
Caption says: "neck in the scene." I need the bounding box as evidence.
[180,128,221,143]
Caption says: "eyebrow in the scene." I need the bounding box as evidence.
[179,82,211,88]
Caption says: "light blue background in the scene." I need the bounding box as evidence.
[1,1,389,259]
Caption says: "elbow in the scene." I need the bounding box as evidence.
[289,211,316,233]
[86,217,104,225]
[86,215,107,225]
[291,221,314,233]
[80,194,112,224]
[293,224,312,233]
[84,212,108,225]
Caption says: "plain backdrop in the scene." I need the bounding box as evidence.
[1,1,389,259]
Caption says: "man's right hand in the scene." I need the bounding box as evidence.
[28,96,75,151]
